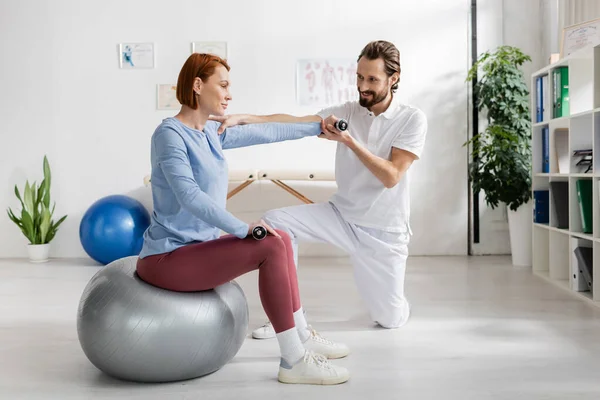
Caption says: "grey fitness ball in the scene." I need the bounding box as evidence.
[77,256,248,383]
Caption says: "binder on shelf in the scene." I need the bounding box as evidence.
[542,126,549,172]
[576,179,593,233]
[542,75,550,121]
[552,67,569,118]
[573,246,593,293]
[536,76,543,122]
[533,190,549,223]
[550,181,569,229]
[535,74,551,122]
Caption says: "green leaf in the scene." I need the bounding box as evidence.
[43,158,51,208]
[31,181,39,221]
[43,190,51,210]
[43,155,51,190]
[14,185,24,208]
[7,208,22,227]
[38,179,46,206]
[31,181,38,205]
[21,209,35,243]
[40,209,51,243]
[46,215,67,242]
[23,181,34,215]
[52,215,67,230]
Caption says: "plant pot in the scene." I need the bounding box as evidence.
[27,243,51,263]
[507,201,532,267]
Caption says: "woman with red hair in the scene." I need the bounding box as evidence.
[136,53,350,385]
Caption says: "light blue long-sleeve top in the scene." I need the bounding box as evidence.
[139,117,321,259]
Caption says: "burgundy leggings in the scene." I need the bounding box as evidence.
[136,229,300,334]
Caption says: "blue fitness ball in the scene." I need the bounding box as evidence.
[79,195,151,265]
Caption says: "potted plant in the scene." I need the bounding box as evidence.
[465,45,532,266]
[7,156,67,262]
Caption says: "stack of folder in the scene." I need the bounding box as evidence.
[535,66,569,122]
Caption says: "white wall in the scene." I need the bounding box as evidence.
[559,0,600,31]
[541,0,560,62]
[0,0,470,259]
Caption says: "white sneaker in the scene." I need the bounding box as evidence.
[252,321,276,339]
[303,326,350,359]
[278,351,350,385]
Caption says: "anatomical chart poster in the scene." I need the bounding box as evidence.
[296,59,358,107]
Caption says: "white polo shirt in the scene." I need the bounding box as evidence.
[317,96,427,233]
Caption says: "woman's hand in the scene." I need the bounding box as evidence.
[248,219,281,239]
[208,114,249,134]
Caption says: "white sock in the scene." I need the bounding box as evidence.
[294,307,310,342]
[276,327,306,365]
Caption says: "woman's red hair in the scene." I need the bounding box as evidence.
[176,53,230,109]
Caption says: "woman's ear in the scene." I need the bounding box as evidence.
[193,77,203,96]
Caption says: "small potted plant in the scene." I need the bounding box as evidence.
[465,45,532,266]
[7,156,67,262]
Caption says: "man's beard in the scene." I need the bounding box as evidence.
[358,88,388,108]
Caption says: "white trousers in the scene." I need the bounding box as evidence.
[263,202,411,329]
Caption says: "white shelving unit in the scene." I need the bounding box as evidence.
[531,43,600,306]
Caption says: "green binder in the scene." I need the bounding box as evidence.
[576,179,592,233]
[553,67,569,118]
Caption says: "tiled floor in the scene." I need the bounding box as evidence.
[1,255,600,399]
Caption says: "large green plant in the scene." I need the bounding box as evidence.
[7,156,67,244]
[465,45,532,211]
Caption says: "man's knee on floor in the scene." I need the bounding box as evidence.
[374,306,410,329]
[376,318,402,329]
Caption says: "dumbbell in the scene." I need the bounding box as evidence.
[334,118,349,131]
[251,225,267,240]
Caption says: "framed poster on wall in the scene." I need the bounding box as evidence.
[191,42,228,59]
[296,58,358,107]
[560,18,600,58]
[118,43,155,69]
[157,84,178,110]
